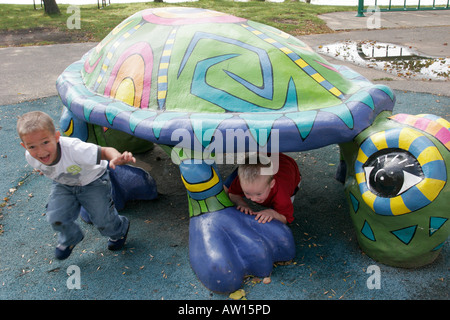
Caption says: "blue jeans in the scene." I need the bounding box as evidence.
[46,171,129,247]
[223,168,238,189]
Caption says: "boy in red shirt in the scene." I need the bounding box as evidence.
[224,153,301,224]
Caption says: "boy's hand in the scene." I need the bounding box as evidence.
[254,209,274,224]
[229,193,254,215]
[109,151,136,169]
[237,205,254,215]
[254,209,287,224]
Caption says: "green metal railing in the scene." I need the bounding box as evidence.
[357,0,450,16]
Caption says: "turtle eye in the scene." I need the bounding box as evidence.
[355,127,446,216]
[363,149,424,198]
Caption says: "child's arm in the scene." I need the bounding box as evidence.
[101,147,136,169]
[228,193,254,215]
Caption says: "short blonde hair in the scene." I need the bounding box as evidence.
[17,111,56,140]
[238,154,273,185]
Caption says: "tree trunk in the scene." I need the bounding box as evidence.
[43,0,60,15]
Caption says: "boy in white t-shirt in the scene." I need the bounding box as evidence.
[17,111,135,260]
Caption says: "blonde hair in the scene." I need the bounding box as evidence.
[17,111,56,140]
[238,154,273,185]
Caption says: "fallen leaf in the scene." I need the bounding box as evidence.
[229,289,245,300]
[251,277,261,284]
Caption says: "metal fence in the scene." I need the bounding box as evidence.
[357,0,450,16]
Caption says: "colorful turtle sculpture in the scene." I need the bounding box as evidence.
[56,7,449,293]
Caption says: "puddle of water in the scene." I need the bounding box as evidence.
[317,40,450,81]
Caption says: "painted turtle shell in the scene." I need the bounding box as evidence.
[56,7,395,153]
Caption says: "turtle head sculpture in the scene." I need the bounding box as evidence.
[56,7,449,292]
[339,113,449,268]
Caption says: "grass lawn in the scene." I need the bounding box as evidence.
[0,0,355,45]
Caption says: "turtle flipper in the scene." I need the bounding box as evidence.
[189,207,295,293]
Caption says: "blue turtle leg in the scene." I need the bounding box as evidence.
[80,164,158,223]
[107,163,158,210]
[179,159,295,293]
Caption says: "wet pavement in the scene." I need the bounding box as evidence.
[317,40,449,80]
[303,10,449,96]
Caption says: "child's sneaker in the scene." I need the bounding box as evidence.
[107,223,130,251]
[55,236,84,260]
